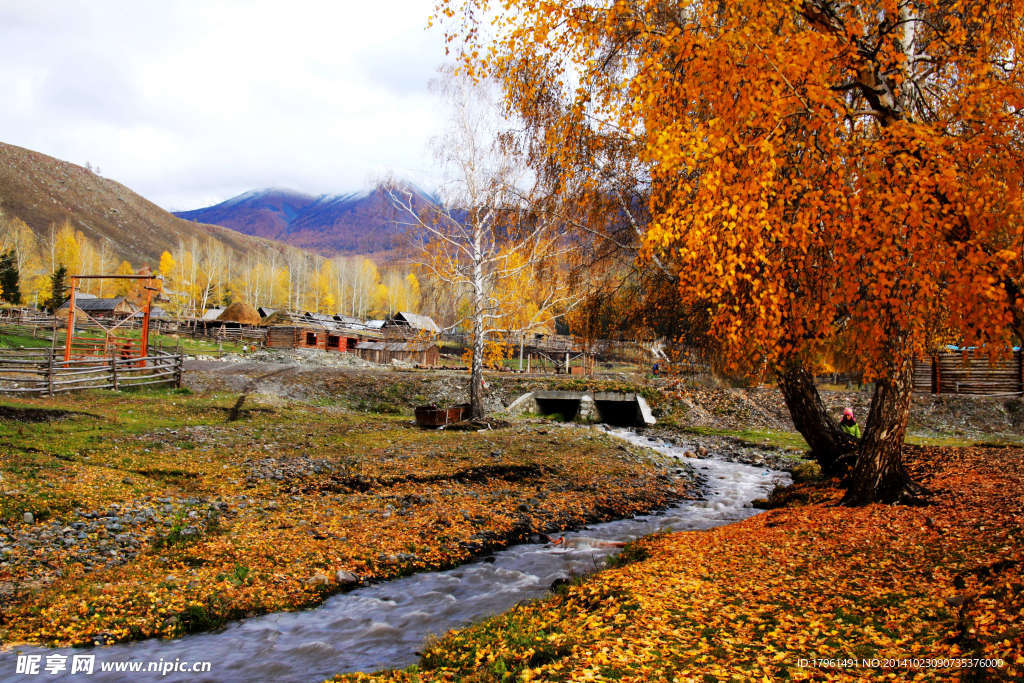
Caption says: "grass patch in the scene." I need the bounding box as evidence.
[0,331,53,348]
[0,326,246,355]
[905,432,1024,447]
[679,425,809,451]
[603,539,651,569]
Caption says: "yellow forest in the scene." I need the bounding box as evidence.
[0,213,428,321]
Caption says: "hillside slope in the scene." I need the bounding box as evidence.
[0,141,280,265]
[175,186,436,255]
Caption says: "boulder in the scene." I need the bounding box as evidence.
[335,570,359,585]
[306,573,331,587]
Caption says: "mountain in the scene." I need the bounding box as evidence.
[0,141,280,265]
[174,185,437,255]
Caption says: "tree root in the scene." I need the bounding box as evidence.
[841,476,931,506]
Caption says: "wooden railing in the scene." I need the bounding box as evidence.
[0,348,184,395]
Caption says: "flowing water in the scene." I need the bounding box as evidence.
[0,428,789,682]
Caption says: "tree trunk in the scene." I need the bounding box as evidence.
[469,239,486,420]
[843,362,924,505]
[469,319,486,419]
[777,362,857,474]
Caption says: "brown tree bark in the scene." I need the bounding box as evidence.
[843,362,926,505]
[777,362,857,474]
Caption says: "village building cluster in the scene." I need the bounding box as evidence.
[5,291,601,373]
[21,291,1021,390]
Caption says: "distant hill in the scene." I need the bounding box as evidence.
[174,185,438,255]
[0,141,281,265]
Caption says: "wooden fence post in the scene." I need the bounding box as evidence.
[111,356,119,391]
[174,354,183,388]
[47,350,54,397]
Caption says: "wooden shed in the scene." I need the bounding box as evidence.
[56,296,134,319]
[913,349,1023,395]
[355,340,440,366]
[265,325,362,353]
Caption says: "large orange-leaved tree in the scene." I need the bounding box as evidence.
[437,0,1024,503]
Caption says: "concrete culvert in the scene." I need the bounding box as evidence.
[534,397,582,422]
[508,391,656,427]
[594,400,644,427]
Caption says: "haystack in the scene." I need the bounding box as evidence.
[217,302,260,325]
[54,304,90,327]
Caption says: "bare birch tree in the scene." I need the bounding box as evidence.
[390,71,578,419]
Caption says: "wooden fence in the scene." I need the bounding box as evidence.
[0,348,184,395]
[0,311,266,348]
[913,350,1023,396]
[180,324,266,344]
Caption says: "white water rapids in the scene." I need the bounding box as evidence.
[0,428,789,682]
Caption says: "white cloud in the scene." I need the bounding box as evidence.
[0,0,450,210]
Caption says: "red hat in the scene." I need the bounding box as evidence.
[843,408,854,418]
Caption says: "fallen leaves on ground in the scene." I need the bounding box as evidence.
[337,444,1023,681]
[0,390,691,647]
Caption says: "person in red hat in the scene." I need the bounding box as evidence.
[839,407,861,438]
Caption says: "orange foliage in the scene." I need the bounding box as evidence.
[437,0,1024,378]
[462,337,512,370]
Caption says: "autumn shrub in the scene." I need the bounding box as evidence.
[603,540,651,569]
[354,398,402,414]
[790,460,823,483]
[216,564,252,587]
[177,595,231,634]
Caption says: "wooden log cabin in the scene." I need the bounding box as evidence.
[354,340,440,366]
[265,325,363,352]
[912,348,1023,395]
[56,296,135,319]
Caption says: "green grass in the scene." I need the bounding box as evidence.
[144,332,245,355]
[0,326,245,355]
[905,432,1024,447]
[678,426,810,451]
[679,426,1024,450]
[77,328,246,355]
[0,331,54,349]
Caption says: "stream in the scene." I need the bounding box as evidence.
[0,428,789,682]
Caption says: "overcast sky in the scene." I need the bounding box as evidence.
[0,0,451,211]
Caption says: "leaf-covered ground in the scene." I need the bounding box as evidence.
[338,445,1023,681]
[0,389,691,647]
